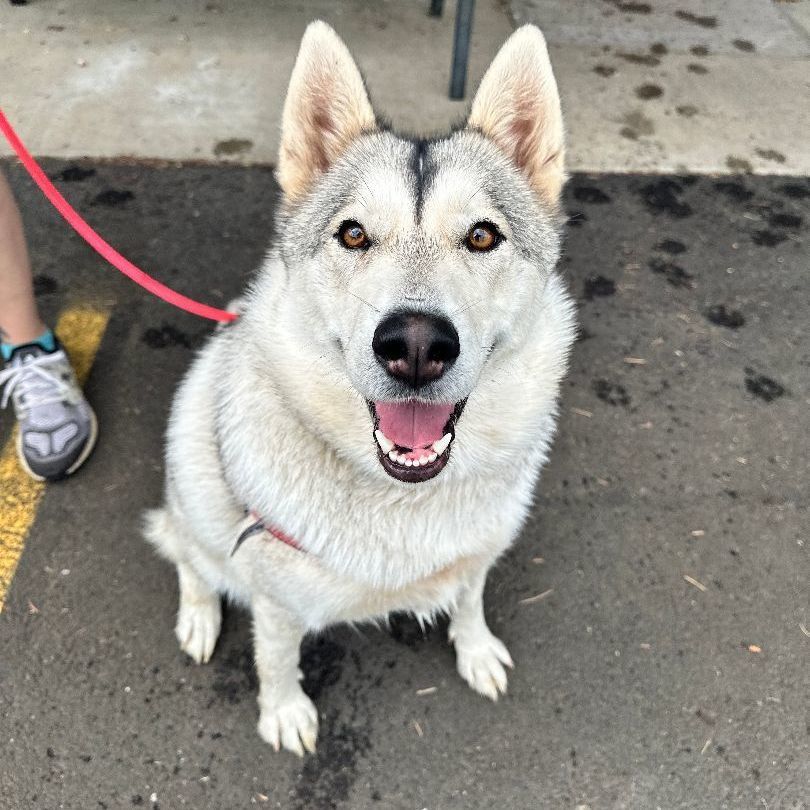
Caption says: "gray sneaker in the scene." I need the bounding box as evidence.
[0,340,97,481]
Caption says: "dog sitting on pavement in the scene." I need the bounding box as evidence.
[145,20,576,755]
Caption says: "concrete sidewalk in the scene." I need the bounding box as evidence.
[1,0,809,173]
[0,159,807,810]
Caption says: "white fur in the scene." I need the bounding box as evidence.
[144,22,577,755]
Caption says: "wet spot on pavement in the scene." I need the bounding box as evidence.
[756,148,786,164]
[293,709,372,810]
[618,52,660,67]
[621,110,655,139]
[656,239,687,255]
[733,39,756,52]
[779,183,810,200]
[649,258,694,288]
[301,638,347,701]
[33,274,59,296]
[641,179,693,218]
[726,156,753,173]
[567,210,588,227]
[141,324,194,349]
[592,379,631,407]
[213,138,253,157]
[714,181,753,202]
[211,646,257,705]
[636,83,663,100]
[53,165,96,182]
[573,186,612,204]
[675,10,718,28]
[91,188,134,207]
[751,230,786,247]
[583,275,616,300]
[769,212,801,230]
[744,369,785,402]
[704,305,745,329]
[606,0,651,12]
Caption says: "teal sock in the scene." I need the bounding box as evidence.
[1,328,56,361]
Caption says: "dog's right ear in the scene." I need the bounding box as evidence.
[278,22,376,201]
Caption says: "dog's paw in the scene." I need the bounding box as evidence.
[451,629,514,702]
[175,598,222,664]
[257,691,319,756]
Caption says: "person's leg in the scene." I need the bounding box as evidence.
[0,169,46,348]
[0,168,97,481]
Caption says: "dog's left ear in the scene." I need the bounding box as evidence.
[468,25,565,208]
[278,21,376,201]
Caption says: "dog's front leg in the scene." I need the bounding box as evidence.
[252,595,318,756]
[448,566,514,701]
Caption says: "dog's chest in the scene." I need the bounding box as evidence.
[343,552,484,619]
[244,542,485,628]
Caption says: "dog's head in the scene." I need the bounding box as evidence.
[253,21,566,484]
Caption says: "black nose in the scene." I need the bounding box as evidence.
[372,311,460,389]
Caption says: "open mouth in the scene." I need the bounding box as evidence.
[368,400,465,483]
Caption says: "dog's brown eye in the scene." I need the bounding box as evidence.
[465,222,501,252]
[338,220,370,250]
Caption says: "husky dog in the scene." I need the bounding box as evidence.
[145,21,576,755]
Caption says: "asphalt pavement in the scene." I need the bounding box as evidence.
[0,160,808,809]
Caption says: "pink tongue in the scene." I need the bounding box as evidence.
[375,401,455,449]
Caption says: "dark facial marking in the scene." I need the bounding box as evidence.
[408,138,433,221]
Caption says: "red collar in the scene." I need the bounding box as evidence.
[231,510,303,556]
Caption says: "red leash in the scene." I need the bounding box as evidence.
[0,108,237,323]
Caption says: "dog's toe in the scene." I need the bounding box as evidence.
[257,691,319,756]
[175,599,222,664]
[454,632,513,702]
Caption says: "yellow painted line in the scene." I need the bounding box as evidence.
[0,306,109,612]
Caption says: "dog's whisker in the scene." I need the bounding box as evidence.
[450,298,484,317]
[346,288,380,313]
[358,175,375,206]
[466,183,487,206]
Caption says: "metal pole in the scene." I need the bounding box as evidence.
[449,0,475,100]
[429,0,444,17]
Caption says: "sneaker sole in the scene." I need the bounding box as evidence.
[16,408,99,482]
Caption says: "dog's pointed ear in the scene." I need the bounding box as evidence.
[468,25,565,207]
[278,21,376,201]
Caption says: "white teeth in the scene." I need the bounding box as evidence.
[432,433,452,456]
[375,430,394,454]
[385,448,443,468]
